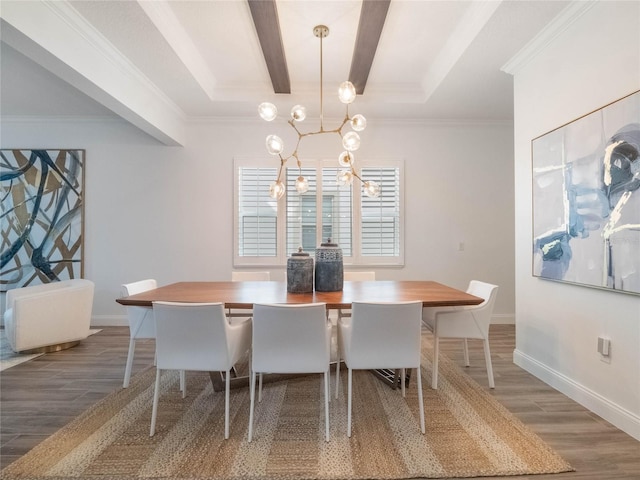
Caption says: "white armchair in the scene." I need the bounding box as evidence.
[422,280,499,389]
[248,303,331,442]
[3,279,94,353]
[336,300,425,437]
[150,301,251,439]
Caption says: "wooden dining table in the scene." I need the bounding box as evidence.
[116,280,483,391]
[116,280,482,309]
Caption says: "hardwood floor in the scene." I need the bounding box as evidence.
[1,325,639,478]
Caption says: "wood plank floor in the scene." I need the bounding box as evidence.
[1,325,639,478]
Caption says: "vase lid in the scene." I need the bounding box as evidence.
[320,237,338,248]
[291,246,310,257]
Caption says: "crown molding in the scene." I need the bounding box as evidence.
[501,0,598,75]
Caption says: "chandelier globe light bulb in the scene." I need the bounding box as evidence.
[363,180,381,198]
[337,169,354,187]
[265,135,284,155]
[338,151,354,167]
[342,131,361,151]
[269,180,286,199]
[351,114,367,131]
[258,102,278,121]
[338,81,357,104]
[290,105,307,122]
[295,175,309,193]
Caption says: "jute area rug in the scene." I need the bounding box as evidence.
[1,338,572,480]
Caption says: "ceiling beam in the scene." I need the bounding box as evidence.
[0,1,185,146]
[348,0,391,95]
[248,0,291,94]
[137,0,217,101]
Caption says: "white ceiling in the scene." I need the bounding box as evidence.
[1,0,570,143]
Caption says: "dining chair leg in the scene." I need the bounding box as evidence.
[347,368,353,438]
[224,368,231,439]
[432,336,440,389]
[180,370,186,398]
[324,370,330,442]
[463,338,470,366]
[150,368,161,436]
[401,368,406,397]
[483,339,495,389]
[123,338,136,388]
[248,370,256,442]
[416,366,425,434]
[258,373,263,402]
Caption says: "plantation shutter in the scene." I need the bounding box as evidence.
[360,167,400,256]
[237,167,277,257]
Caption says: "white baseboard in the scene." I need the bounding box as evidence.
[91,315,128,327]
[514,349,640,441]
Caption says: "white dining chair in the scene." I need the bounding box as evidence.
[248,303,332,442]
[422,280,499,389]
[150,301,251,439]
[121,279,157,388]
[336,300,425,437]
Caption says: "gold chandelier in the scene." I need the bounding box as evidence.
[258,25,380,199]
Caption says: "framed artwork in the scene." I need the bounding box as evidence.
[1,149,85,291]
[532,91,639,295]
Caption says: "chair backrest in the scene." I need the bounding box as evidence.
[121,279,157,339]
[347,301,423,369]
[152,301,235,372]
[252,303,329,374]
[344,271,376,281]
[231,271,270,281]
[465,280,499,335]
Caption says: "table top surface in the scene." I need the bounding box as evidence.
[116,280,483,309]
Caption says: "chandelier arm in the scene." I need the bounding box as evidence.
[288,119,303,136]
[351,168,364,183]
[319,28,324,131]
[275,160,285,183]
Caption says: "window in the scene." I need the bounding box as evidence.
[234,158,403,266]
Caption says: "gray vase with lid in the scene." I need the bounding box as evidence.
[287,247,314,293]
[314,238,343,292]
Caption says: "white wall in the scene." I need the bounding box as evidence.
[511,1,640,440]
[1,116,514,325]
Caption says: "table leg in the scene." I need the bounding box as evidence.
[371,369,411,389]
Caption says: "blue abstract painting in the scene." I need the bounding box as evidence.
[1,149,84,291]
[532,91,640,295]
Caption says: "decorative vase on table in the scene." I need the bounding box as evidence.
[314,238,343,292]
[287,247,314,293]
